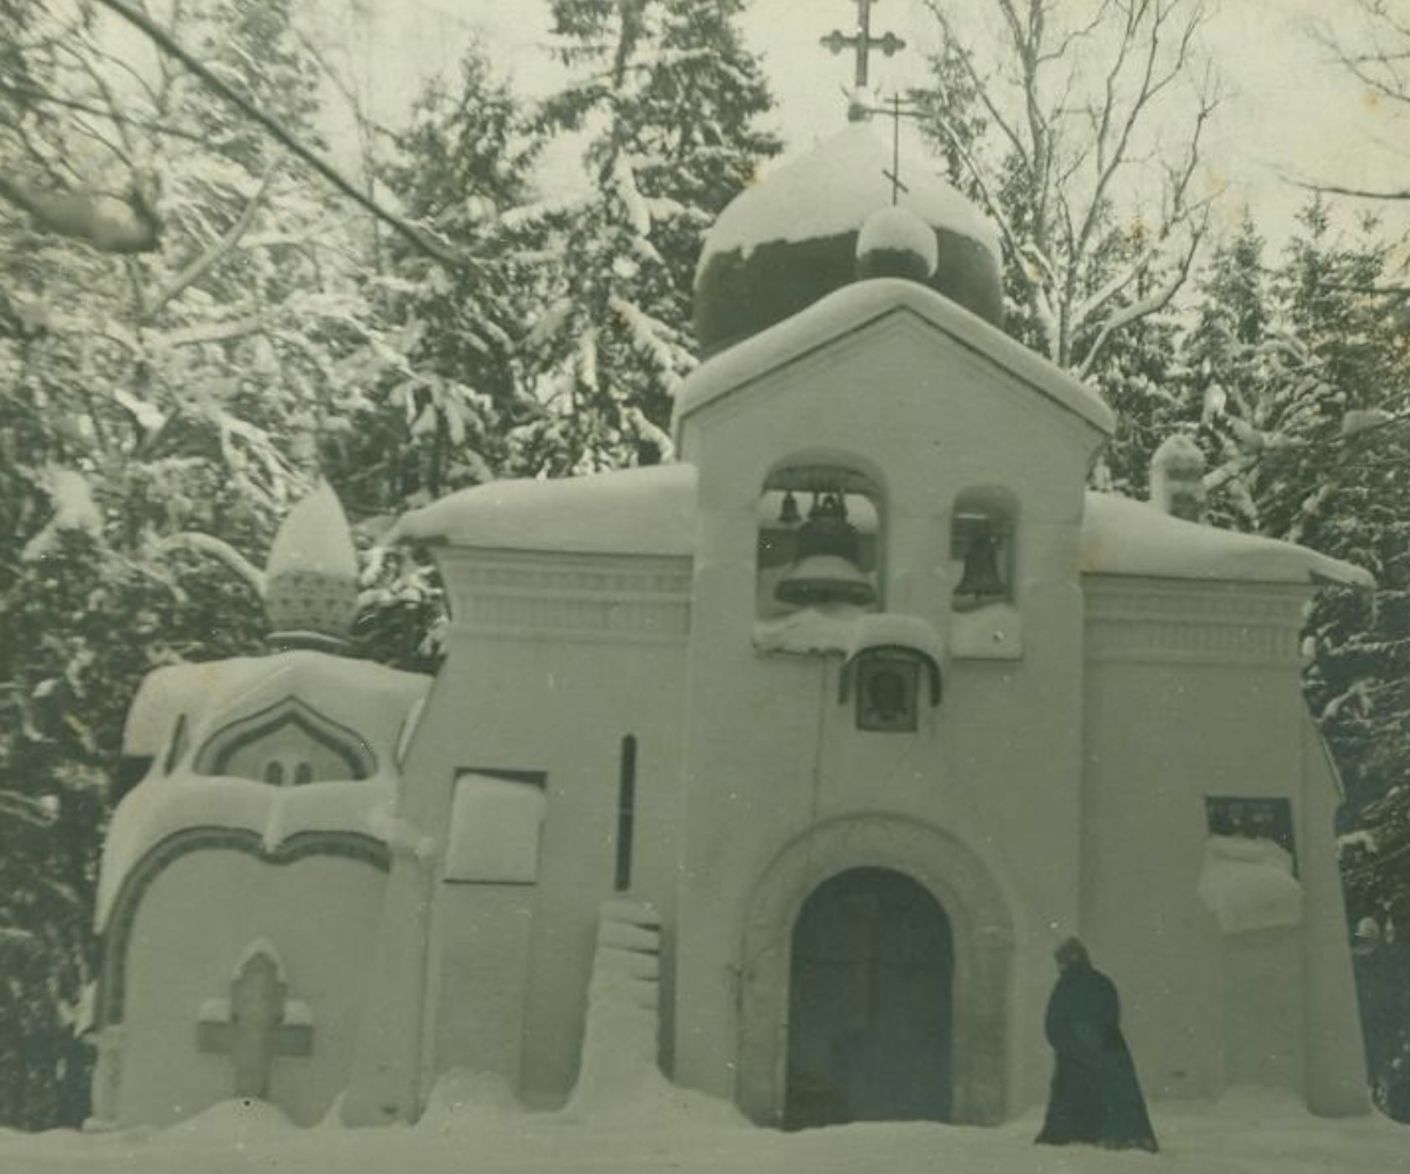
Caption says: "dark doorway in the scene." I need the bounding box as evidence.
[784,867,953,1129]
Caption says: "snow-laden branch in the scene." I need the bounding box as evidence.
[90,0,472,272]
[155,531,266,596]
[145,165,276,320]
[1077,215,1204,379]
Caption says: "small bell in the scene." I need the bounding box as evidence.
[776,491,876,608]
[952,522,1006,610]
[778,490,802,527]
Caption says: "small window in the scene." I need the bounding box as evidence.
[757,464,881,621]
[1205,796,1296,870]
[950,487,1017,612]
[264,760,285,787]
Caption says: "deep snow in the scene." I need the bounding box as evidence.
[1,1084,1402,1174]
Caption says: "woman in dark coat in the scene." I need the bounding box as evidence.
[1036,938,1158,1152]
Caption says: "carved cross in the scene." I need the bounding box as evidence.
[197,950,312,1100]
[821,0,906,89]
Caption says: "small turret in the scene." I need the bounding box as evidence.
[263,481,360,650]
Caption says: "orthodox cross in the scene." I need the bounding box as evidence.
[196,949,313,1100]
[821,0,906,89]
[882,93,910,203]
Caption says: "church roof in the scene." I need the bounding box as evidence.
[387,464,1370,590]
[699,122,1000,264]
[101,651,432,929]
[674,277,1116,436]
[693,123,1005,350]
[1080,492,1373,588]
[387,463,698,556]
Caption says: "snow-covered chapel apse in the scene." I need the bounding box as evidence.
[90,109,1373,1133]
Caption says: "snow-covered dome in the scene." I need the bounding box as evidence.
[694,123,1004,353]
[263,481,360,647]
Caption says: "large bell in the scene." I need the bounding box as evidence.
[775,492,876,608]
[952,521,1006,610]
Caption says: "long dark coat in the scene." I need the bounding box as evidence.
[1036,960,1158,1151]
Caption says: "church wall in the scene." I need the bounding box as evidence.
[115,849,384,1127]
[672,316,1105,1118]
[416,549,691,1107]
[1082,577,1323,1105]
[1299,715,1371,1115]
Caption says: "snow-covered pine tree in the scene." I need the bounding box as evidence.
[0,0,396,1126]
[515,0,780,474]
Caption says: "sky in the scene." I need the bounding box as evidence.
[300,0,1410,251]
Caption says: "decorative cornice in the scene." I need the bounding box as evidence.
[437,548,692,644]
[1083,575,1309,666]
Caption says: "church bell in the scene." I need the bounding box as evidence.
[775,491,876,608]
[952,519,1006,610]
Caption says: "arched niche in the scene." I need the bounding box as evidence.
[756,458,886,623]
[950,485,1019,612]
[193,696,377,784]
[736,815,1014,1128]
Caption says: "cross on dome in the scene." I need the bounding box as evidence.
[821,0,906,91]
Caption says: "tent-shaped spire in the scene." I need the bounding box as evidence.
[263,481,360,649]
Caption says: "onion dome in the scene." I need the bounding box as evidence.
[263,481,360,650]
[694,122,1003,354]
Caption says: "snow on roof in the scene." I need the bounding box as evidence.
[122,651,430,764]
[699,122,1000,273]
[387,463,699,556]
[1081,492,1374,588]
[95,773,398,929]
[266,480,358,581]
[673,278,1115,435]
[103,649,431,927]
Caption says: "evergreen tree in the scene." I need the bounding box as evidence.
[515,0,780,473]
[0,0,399,1126]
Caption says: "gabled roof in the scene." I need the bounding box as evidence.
[672,278,1116,436]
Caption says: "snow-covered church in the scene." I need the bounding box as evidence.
[91,120,1372,1132]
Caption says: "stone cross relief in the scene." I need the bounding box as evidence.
[197,948,313,1100]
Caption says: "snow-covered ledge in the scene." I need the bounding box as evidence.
[1197,835,1304,934]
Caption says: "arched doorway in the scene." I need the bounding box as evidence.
[784,868,953,1129]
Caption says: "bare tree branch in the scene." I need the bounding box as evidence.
[90,0,470,271]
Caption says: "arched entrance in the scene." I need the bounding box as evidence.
[784,868,953,1128]
[736,815,1012,1127]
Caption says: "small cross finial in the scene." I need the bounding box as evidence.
[821,0,906,94]
[882,94,910,203]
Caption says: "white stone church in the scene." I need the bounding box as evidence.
[90,122,1371,1132]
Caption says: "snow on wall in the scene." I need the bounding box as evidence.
[698,122,1000,269]
[1197,835,1304,934]
[1081,491,1372,588]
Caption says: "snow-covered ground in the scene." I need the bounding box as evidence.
[2,1080,1403,1174]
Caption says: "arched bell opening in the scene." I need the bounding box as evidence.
[950,486,1019,613]
[783,867,954,1129]
[757,463,884,622]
